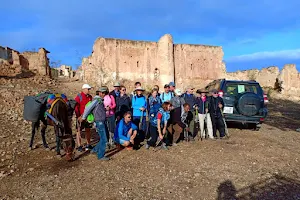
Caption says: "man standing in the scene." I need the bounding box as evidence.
[160,84,172,103]
[74,84,93,152]
[109,82,121,99]
[182,86,196,140]
[169,82,176,97]
[195,89,214,139]
[81,87,109,161]
[206,89,225,139]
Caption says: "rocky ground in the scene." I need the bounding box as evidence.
[0,77,300,200]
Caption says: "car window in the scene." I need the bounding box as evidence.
[224,83,262,96]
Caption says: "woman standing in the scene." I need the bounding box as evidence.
[146,102,171,150]
[103,87,117,148]
[115,86,131,123]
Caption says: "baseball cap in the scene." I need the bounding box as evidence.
[82,84,92,89]
[164,84,170,88]
[169,82,175,87]
[97,86,108,92]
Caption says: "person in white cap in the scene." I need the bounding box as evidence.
[74,84,93,152]
[170,89,185,109]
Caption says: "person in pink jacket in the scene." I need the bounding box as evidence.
[103,87,116,148]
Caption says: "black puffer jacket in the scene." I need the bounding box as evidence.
[206,96,224,118]
[116,94,131,117]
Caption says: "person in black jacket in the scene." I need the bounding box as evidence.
[195,89,214,139]
[115,86,131,123]
[182,85,197,140]
[168,103,192,145]
[206,89,225,138]
[109,82,121,99]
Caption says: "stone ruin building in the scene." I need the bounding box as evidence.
[0,46,51,77]
[55,65,75,78]
[78,34,226,90]
[78,33,300,95]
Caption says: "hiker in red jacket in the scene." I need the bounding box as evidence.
[75,84,93,152]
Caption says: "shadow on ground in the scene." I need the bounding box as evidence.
[265,98,300,131]
[217,174,300,200]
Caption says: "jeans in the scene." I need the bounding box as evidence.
[94,121,108,159]
[133,116,146,139]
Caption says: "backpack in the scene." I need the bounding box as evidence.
[150,108,170,127]
[23,91,52,122]
[86,98,102,124]
[162,92,175,101]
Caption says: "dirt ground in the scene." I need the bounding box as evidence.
[0,78,300,200]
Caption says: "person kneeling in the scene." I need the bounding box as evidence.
[114,111,137,150]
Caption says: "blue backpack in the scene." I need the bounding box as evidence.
[150,108,170,127]
[149,103,161,126]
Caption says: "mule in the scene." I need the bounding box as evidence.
[48,99,75,161]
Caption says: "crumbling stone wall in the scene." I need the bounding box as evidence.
[0,46,51,78]
[21,48,50,76]
[225,65,300,94]
[82,35,172,88]
[174,44,225,90]
[80,34,223,90]
[278,64,300,94]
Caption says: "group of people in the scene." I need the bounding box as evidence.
[29,81,227,161]
[74,81,227,161]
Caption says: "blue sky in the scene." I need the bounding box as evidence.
[1,0,300,72]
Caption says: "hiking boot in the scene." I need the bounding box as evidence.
[85,144,93,151]
[145,144,150,149]
[172,143,178,147]
[44,145,50,151]
[161,143,168,150]
[98,156,110,161]
[77,146,83,152]
[90,149,96,154]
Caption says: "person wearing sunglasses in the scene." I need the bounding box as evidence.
[115,86,131,123]
[114,111,137,150]
[205,89,225,139]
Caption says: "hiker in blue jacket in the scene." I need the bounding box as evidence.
[114,111,138,150]
[132,86,147,141]
[81,86,110,161]
[160,84,173,103]
[146,102,171,150]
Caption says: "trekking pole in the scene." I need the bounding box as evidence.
[195,109,202,141]
[154,132,167,152]
[221,110,229,138]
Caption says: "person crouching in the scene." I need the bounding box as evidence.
[146,102,171,150]
[114,111,137,150]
